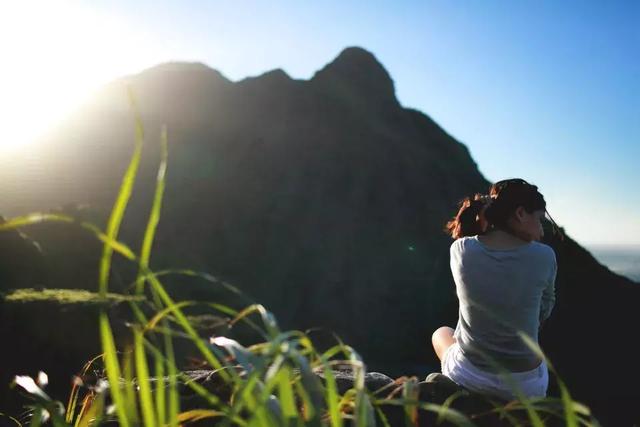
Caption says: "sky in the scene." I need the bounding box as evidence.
[0,0,638,246]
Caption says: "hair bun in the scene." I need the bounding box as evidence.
[444,193,491,239]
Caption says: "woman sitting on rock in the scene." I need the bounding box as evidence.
[432,178,561,401]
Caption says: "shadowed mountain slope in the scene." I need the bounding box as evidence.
[0,47,637,425]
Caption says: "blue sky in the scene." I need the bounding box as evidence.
[2,0,638,245]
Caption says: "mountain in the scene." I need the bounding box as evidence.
[0,47,637,425]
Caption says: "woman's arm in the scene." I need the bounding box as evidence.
[539,250,558,324]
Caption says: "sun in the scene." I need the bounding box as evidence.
[0,1,161,153]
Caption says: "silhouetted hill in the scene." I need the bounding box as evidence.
[311,47,399,112]
[0,46,637,425]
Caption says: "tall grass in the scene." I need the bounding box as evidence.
[1,97,600,426]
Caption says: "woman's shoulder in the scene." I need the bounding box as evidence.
[451,236,555,260]
[450,236,471,248]
[450,236,481,254]
[529,241,557,263]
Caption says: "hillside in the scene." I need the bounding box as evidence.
[0,47,637,425]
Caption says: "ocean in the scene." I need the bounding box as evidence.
[585,244,640,283]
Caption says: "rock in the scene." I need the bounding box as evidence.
[314,364,395,395]
[73,368,578,426]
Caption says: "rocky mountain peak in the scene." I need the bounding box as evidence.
[311,46,399,109]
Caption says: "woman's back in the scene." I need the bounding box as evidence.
[450,235,557,372]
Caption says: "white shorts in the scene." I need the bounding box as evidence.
[441,343,548,401]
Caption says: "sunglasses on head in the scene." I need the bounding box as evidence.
[493,178,530,190]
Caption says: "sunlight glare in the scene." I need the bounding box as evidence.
[0,1,161,154]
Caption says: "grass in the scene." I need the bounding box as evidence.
[0,94,601,426]
[1,289,144,306]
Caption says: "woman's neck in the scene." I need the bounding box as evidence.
[478,229,531,250]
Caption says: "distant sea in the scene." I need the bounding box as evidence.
[585,244,640,283]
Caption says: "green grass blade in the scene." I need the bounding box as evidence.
[234,374,274,426]
[153,347,166,426]
[76,392,105,427]
[99,312,130,427]
[210,335,260,374]
[28,407,43,427]
[321,356,342,427]
[177,410,225,423]
[145,272,231,382]
[134,329,157,427]
[435,390,467,425]
[144,301,194,331]
[66,354,104,424]
[99,86,144,296]
[175,373,251,425]
[136,125,168,295]
[510,393,544,426]
[378,399,476,427]
[230,304,280,338]
[165,331,180,427]
[556,378,579,427]
[176,372,254,425]
[0,213,74,232]
[0,413,21,427]
[483,401,522,426]
[291,352,324,426]
[341,347,372,427]
[0,214,136,264]
[66,380,82,424]
[402,378,418,426]
[226,372,260,423]
[294,380,315,423]
[518,331,577,427]
[277,365,298,421]
[374,405,392,427]
[141,337,185,427]
[80,222,137,261]
[121,345,139,424]
[134,268,248,299]
[177,373,223,407]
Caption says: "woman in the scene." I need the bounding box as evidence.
[432,178,562,401]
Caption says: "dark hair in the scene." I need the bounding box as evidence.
[445,193,489,239]
[484,179,545,229]
[445,178,564,240]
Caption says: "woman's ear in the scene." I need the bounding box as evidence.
[514,206,527,223]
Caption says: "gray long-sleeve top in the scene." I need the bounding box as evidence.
[450,236,557,372]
